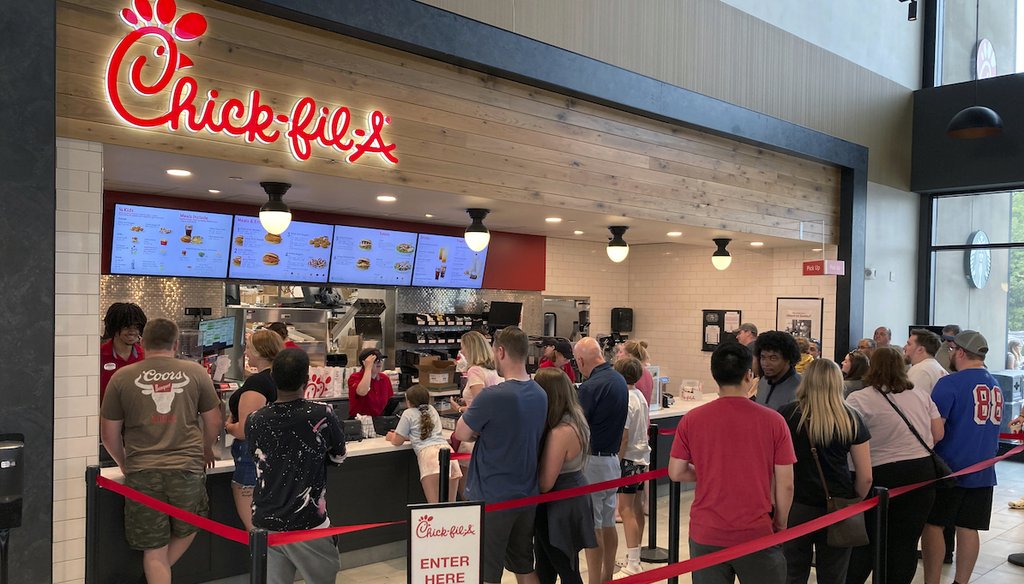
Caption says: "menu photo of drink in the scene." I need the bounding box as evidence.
[329,226,418,286]
[228,215,333,283]
[411,234,487,289]
[110,204,234,278]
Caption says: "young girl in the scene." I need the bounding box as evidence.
[387,385,462,503]
[613,357,651,577]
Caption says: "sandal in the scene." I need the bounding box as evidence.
[1008,497,1024,510]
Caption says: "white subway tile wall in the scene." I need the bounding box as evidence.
[545,239,836,393]
[53,137,101,584]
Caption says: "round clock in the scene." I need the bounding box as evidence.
[964,230,991,289]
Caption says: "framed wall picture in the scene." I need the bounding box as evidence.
[702,309,742,352]
[776,297,823,340]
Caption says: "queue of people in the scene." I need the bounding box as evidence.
[96,303,1022,584]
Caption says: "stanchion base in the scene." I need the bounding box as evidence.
[640,546,669,563]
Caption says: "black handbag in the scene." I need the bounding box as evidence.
[810,446,869,547]
[879,389,956,488]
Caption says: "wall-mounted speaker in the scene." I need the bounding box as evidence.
[611,307,633,333]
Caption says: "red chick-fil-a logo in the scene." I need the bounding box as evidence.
[415,514,478,540]
[105,0,398,164]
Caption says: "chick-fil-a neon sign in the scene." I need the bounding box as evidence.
[105,0,398,164]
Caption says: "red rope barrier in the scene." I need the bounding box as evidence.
[485,468,668,513]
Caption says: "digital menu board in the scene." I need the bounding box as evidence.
[110,204,233,278]
[228,215,333,283]
[411,234,487,289]
[329,226,418,286]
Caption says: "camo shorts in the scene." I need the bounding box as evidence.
[124,469,209,550]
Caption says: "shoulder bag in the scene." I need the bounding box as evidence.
[878,389,956,488]
[810,446,869,547]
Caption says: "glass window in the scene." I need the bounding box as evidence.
[932,191,1016,245]
[938,0,1021,86]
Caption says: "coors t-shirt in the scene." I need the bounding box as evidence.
[101,356,221,473]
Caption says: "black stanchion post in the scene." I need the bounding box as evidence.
[84,465,100,584]
[872,486,889,584]
[641,424,669,563]
[438,448,451,502]
[667,479,682,584]
[250,529,268,584]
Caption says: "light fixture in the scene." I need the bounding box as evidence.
[606,226,629,263]
[811,247,824,252]
[425,213,434,218]
[545,217,562,223]
[376,194,397,202]
[259,182,292,235]
[946,0,1003,139]
[573,230,584,235]
[750,241,764,247]
[667,231,682,237]
[711,238,732,270]
[208,189,221,194]
[908,0,918,21]
[464,208,490,251]
[166,169,191,177]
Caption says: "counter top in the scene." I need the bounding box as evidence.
[650,392,717,421]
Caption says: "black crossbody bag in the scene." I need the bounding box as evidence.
[878,389,956,488]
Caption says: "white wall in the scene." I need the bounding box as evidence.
[862,181,920,347]
[719,0,924,89]
[53,138,103,584]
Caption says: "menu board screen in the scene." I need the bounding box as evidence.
[110,204,233,278]
[329,226,418,286]
[228,216,333,283]
[411,234,488,288]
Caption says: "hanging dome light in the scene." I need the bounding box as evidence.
[464,208,490,252]
[946,105,1003,139]
[711,238,732,270]
[606,226,629,263]
[258,182,292,235]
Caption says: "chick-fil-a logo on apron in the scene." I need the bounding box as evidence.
[105,0,398,164]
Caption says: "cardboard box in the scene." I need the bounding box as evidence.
[417,356,457,390]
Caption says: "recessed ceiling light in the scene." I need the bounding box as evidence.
[424,214,434,218]
[545,217,562,223]
[667,231,682,237]
[750,241,765,247]
[573,230,584,235]
[376,195,397,202]
[208,189,221,194]
[166,169,191,177]
[228,176,243,181]
[811,248,823,252]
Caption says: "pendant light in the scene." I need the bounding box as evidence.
[464,208,491,252]
[258,182,292,235]
[606,226,629,263]
[946,0,1003,139]
[711,238,732,270]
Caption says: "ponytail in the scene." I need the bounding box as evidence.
[418,404,434,440]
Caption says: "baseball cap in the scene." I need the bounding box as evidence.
[553,340,574,359]
[540,338,557,347]
[952,330,988,356]
[733,323,758,336]
[358,348,388,364]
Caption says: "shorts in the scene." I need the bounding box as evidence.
[927,486,994,530]
[415,444,464,481]
[617,459,647,494]
[483,507,536,582]
[583,454,620,528]
[231,439,257,488]
[124,469,209,550]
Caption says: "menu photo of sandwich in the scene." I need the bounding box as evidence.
[359,239,373,250]
[356,258,371,270]
[262,253,280,266]
[265,233,283,244]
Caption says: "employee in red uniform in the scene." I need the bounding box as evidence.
[347,348,394,417]
[266,321,301,350]
[99,302,148,402]
[539,339,576,382]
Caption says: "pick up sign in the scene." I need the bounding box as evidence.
[803,259,846,276]
[408,502,483,584]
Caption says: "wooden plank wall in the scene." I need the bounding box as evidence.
[56,0,840,242]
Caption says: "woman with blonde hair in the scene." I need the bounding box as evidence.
[225,329,283,530]
[844,347,945,584]
[450,330,503,495]
[616,339,654,405]
[533,368,596,584]
[778,359,872,584]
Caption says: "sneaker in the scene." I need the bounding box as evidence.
[619,563,643,576]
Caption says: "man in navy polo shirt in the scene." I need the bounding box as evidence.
[575,336,628,584]
[455,326,547,584]
[921,330,1004,584]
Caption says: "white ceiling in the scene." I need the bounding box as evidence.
[103,145,822,251]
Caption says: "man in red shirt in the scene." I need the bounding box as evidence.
[538,339,575,382]
[100,302,148,402]
[669,342,795,584]
[266,322,301,350]
[347,348,394,417]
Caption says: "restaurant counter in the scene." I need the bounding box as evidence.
[88,392,716,584]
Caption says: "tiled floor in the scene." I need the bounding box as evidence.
[330,460,1024,584]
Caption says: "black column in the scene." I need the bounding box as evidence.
[0,2,56,583]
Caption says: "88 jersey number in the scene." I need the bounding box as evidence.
[972,384,1003,425]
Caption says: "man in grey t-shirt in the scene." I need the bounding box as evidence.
[753,331,802,410]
